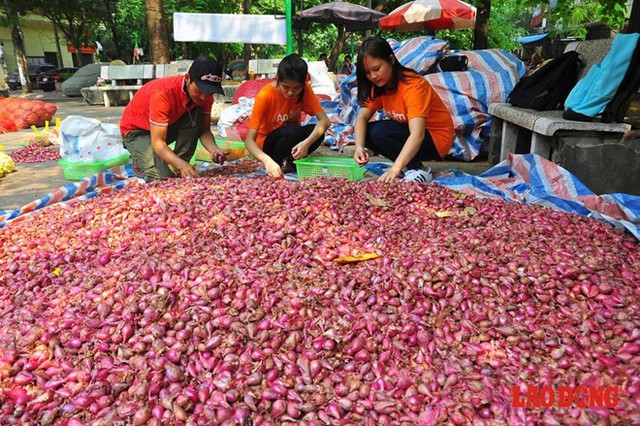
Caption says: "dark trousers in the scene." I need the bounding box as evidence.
[123,108,203,182]
[263,122,324,166]
[365,120,440,170]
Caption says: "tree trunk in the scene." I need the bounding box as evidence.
[71,41,85,68]
[145,0,170,64]
[473,0,491,50]
[4,1,31,93]
[103,0,122,58]
[329,25,347,73]
[365,0,372,38]
[52,22,63,68]
[243,0,251,73]
[629,0,640,33]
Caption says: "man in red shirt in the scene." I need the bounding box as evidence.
[120,55,227,181]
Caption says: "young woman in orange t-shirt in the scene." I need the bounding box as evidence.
[245,54,331,178]
[353,37,454,183]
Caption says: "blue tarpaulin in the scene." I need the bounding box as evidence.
[518,33,548,45]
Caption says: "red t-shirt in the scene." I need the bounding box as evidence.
[364,73,454,158]
[120,75,214,136]
[247,82,324,149]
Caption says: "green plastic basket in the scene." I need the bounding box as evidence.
[294,156,364,181]
[59,152,130,181]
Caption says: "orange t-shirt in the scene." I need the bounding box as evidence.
[364,74,454,158]
[248,82,324,149]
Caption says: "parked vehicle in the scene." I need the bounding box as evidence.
[61,63,106,97]
[36,67,79,92]
[6,63,57,90]
[225,59,247,80]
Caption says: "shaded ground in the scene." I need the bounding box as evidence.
[0,90,492,213]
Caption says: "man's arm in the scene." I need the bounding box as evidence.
[150,123,198,177]
[198,114,226,163]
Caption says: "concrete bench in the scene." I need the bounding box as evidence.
[487,38,639,194]
[98,64,154,107]
[488,106,631,161]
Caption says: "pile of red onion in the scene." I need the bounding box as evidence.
[1,175,638,425]
[8,143,61,163]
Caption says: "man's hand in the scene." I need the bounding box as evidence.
[291,142,309,160]
[264,158,285,179]
[177,163,199,178]
[210,146,228,164]
[354,147,369,166]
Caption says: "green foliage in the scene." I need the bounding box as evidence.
[27,0,108,66]
[487,0,529,51]
[437,29,473,50]
[517,0,629,38]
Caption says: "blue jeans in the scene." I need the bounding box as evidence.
[365,120,440,170]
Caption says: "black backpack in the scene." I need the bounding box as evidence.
[601,35,640,123]
[508,51,583,110]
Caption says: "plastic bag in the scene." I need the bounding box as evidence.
[0,98,57,130]
[232,79,273,104]
[59,115,127,162]
[29,118,61,147]
[217,97,254,139]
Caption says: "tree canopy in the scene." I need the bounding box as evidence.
[4,0,634,71]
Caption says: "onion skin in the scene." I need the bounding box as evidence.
[0,172,638,424]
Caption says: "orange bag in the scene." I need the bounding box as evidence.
[0,98,57,131]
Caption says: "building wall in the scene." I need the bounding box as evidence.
[0,14,80,72]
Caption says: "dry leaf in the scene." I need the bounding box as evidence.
[452,192,468,200]
[461,206,478,216]
[334,253,381,264]
[366,194,389,208]
[436,210,457,218]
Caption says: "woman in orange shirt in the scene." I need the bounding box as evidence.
[353,37,454,183]
[245,54,331,178]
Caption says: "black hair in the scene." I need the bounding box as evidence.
[344,54,352,61]
[319,53,327,60]
[356,36,416,106]
[276,53,308,103]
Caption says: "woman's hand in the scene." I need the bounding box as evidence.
[378,167,401,183]
[264,158,285,179]
[291,142,309,160]
[354,147,369,166]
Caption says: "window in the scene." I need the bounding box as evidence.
[44,52,59,68]
[26,56,47,66]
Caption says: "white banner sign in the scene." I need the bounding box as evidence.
[173,13,287,45]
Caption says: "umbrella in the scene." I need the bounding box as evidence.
[293,0,386,32]
[378,0,476,32]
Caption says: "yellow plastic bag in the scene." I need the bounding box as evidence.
[29,118,61,147]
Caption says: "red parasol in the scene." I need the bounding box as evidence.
[379,0,476,32]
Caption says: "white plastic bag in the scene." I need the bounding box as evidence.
[307,61,338,99]
[59,115,127,162]
[217,97,254,138]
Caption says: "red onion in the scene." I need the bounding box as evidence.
[0,173,637,425]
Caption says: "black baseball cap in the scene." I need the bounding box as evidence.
[188,56,225,95]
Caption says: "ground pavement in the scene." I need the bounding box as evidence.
[0,90,491,213]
